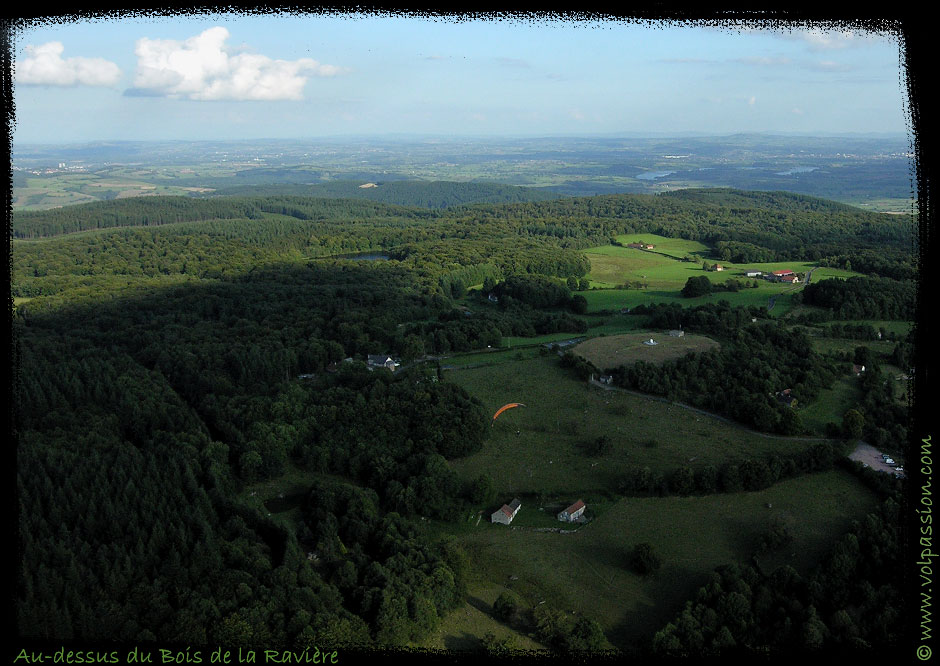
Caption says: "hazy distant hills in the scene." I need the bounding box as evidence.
[203,180,565,208]
[12,134,916,212]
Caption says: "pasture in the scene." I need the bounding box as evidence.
[441,468,878,649]
[581,286,801,315]
[445,356,829,497]
[580,240,831,316]
[810,337,898,357]
[418,579,549,653]
[572,332,720,371]
[796,378,862,435]
[612,234,712,260]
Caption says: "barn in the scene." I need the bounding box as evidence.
[491,498,522,525]
[557,499,586,522]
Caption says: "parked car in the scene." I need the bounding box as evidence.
[885,458,896,465]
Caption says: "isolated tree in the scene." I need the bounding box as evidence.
[682,276,712,298]
[563,616,607,652]
[841,409,865,440]
[630,542,662,576]
[582,434,613,457]
[493,590,520,623]
[757,516,794,553]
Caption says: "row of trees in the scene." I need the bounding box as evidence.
[617,442,845,497]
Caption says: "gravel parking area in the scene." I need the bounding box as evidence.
[849,441,904,477]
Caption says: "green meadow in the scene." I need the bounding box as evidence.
[431,468,878,649]
[445,356,829,497]
[796,378,863,434]
[581,286,802,315]
[612,234,712,259]
[579,239,858,316]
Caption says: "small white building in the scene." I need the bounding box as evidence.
[745,270,762,277]
[557,500,586,522]
[367,354,398,371]
[491,498,522,525]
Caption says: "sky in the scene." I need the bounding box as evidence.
[9,11,912,145]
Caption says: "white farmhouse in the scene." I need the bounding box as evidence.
[557,499,586,522]
[491,498,522,525]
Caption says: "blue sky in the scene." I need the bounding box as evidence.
[10,12,910,144]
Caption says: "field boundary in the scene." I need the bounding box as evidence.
[587,378,830,442]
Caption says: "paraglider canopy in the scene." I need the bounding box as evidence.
[492,403,526,423]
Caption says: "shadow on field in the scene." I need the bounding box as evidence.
[443,632,484,653]
[466,594,494,615]
[606,562,714,651]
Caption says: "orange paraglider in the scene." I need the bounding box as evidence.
[492,403,526,424]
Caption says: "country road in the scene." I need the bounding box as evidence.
[767,266,816,312]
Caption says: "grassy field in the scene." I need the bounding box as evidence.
[445,356,828,496]
[829,319,914,337]
[579,240,843,316]
[417,579,549,653]
[572,332,720,370]
[811,337,898,357]
[13,172,218,210]
[581,286,802,316]
[613,234,712,260]
[797,377,862,434]
[430,468,878,650]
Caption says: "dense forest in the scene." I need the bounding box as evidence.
[13,186,917,656]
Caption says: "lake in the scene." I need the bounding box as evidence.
[635,170,676,181]
[775,166,818,176]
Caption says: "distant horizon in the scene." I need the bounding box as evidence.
[12,129,914,149]
[11,15,909,144]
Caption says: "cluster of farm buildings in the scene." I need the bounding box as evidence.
[490,499,587,525]
[623,241,804,285]
[723,267,802,284]
[705,264,803,283]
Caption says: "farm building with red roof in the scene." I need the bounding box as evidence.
[491,498,522,525]
[557,499,587,522]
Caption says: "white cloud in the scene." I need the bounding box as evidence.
[16,41,121,87]
[132,27,346,101]
[782,27,886,51]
